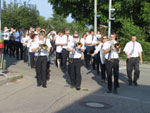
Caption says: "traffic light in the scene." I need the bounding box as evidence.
[109,8,117,20]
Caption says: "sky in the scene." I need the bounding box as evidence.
[3,0,74,23]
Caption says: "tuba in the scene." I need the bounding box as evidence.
[40,25,54,50]
[99,25,108,38]
[96,25,108,45]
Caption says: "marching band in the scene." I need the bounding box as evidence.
[1,26,143,93]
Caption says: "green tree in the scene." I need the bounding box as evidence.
[49,0,150,61]
[2,0,40,29]
[47,13,89,34]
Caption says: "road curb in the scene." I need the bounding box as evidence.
[0,74,23,86]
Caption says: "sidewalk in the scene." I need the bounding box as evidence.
[0,70,23,86]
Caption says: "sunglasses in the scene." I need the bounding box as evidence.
[73,36,79,38]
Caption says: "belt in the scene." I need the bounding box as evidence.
[130,57,139,59]
[111,58,119,60]
[62,48,67,50]
[73,58,81,60]
[39,56,47,57]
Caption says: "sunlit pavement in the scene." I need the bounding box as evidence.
[0,55,150,113]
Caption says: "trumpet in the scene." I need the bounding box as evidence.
[40,25,54,50]
[114,42,121,49]
[109,40,121,50]
[40,43,48,50]
[76,42,83,47]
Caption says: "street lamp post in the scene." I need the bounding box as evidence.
[94,0,97,36]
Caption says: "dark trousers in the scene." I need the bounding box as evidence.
[93,53,100,74]
[86,53,91,68]
[71,58,82,88]
[100,61,106,80]
[19,42,23,59]
[84,50,88,66]
[9,40,15,57]
[56,52,62,67]
[36,56,48,86]
[105,59,119,91]
[50,41,56,56]
[23,46,28,63]
[29,52,36,68]
[62,49,69,72]
[15,41,20,59]
[4,40,9,54]
[68,58,73,84]
[126,57,140,83]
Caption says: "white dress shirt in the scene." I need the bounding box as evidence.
[123,41,143,58]
[3,30,10,40]
[85,35,97,46]
[29,40,39,52]
[67,41,75,58]
[94,43,105,64]
[80,38,85,50]
[55,35,63,53]
[62,35,73,49]
[38,38,52,56]
[21,36,30,46]
[67,40,84,59]
[103,40,119,60]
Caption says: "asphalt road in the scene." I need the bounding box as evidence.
[0,55,150,113]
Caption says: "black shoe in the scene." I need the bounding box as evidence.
[113,89,118,94]
[76,87,81,91]
[101,79,105,82]
[62,70,66,74]
[93,67,96,70]
[42,85,47,88]
[134,81,138,86]
[107,90,112,93]
[70,85,75,89]
[86,66,90,70]
[37,84,41,87]
[116,84,120,88]
[128,81,132,86]
[97,72,99,75]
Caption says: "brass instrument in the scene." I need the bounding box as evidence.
[76,42,83,47]
[100,25,107,37]
[72,35,83,47]
[40,43,48,50]
[109,40,121,50]
[114,42,121,49]
[96,25,108,42]
[40,25,54,50]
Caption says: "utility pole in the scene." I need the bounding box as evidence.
[108,0,116,38]
[94,0,97,36]
[108,0,112,38]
